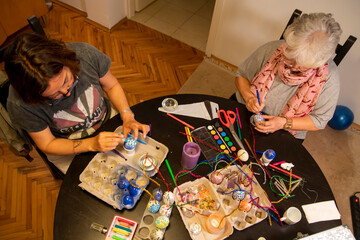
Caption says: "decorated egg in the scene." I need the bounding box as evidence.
[123,138,137,151]
[159,204,172,217]
[232,190,245,201]
[122,194,134,207]
[210,171,224,185]
[117,178,130,189]
[129,184,141,196]
[237,149,249,161]
[147,200,160,213]
[250,114,265,127]
[189,222,202,235]
[155,215,169,229]
[239,200,252,212]
[153,188,163,202]
[150,228,164,240]
[162,191,175,206]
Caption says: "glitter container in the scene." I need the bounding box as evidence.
[161,98,178,111]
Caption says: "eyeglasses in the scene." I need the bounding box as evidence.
[49,75,79,106]
[282,60,310,74]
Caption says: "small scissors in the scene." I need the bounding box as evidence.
[217,109,245,150]
[218,110,236,128]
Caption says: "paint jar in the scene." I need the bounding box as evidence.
[260,149,276,166]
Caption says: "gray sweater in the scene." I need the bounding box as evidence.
[236,40,340,139]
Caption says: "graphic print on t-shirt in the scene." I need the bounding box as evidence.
[53,84,106,136]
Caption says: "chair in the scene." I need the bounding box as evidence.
[230,9,358,100]
[0,16,64,179]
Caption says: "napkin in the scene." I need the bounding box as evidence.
[158,101,219,120]
[301,200,341,224]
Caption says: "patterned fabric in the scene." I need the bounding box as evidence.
[250,43,329,135]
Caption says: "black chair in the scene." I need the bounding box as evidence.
[230,9,358,100]
[0,16,64,179]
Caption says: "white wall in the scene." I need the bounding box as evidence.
[59,0,126,28]
[210,0,360,124]
[58,0,86,12]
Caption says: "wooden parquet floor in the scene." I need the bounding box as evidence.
[0,1,204,239]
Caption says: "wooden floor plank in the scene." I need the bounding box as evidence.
[0,0,203,239]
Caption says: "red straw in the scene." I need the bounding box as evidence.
[268,164,302,180]
[167,113,194,130]
[179,131,222,153]
[235,107,242,129]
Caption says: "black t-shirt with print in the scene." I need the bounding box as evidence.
[7,42,111,139]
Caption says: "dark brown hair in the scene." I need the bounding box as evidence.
[4,33,80,104]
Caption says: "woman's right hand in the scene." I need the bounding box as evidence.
[246,96,265,114]
[89,132,124,152]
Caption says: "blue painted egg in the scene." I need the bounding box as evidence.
[153,188,163,202]
[122,194,134,207]
[147,200,160,213]
[117,178,130,189]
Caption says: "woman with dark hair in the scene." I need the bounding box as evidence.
[5,33,149,173]
[235,13,342,142]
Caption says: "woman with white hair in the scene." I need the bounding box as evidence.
[235,12,343,142]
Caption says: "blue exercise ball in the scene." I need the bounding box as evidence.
[328,105,354,130]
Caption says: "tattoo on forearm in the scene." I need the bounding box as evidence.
[73,140,82,155]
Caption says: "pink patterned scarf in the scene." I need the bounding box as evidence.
[250,43,328,135]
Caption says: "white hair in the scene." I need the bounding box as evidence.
[283,13,342,68]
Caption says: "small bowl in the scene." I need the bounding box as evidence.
[162,98,178,111]
[138,154,158,172]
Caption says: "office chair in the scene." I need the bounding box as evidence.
[0,16,64,179]
[230,9,357,101]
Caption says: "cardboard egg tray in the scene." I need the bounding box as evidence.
[213,165,270,231]
[79,126,168,210]
[79,160,149,210]
[112,126,169,177]
[134,196,173,240]
[173,164,271,240]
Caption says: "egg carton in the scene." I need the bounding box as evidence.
[112,126,169,177]
[211,165,271,231]
[173,165,271,240]
[79,160,150,210]
[174,178,234,240]
[79,126,168,210]
[134,195,173,240]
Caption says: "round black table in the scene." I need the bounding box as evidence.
[54,94,341,240]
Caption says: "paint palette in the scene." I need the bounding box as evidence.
[105,215,138,240]
[208,122,237,155]
[190,126,220,160]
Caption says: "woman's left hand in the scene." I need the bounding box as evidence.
[121,112,150,140]
[255,115,286,134]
